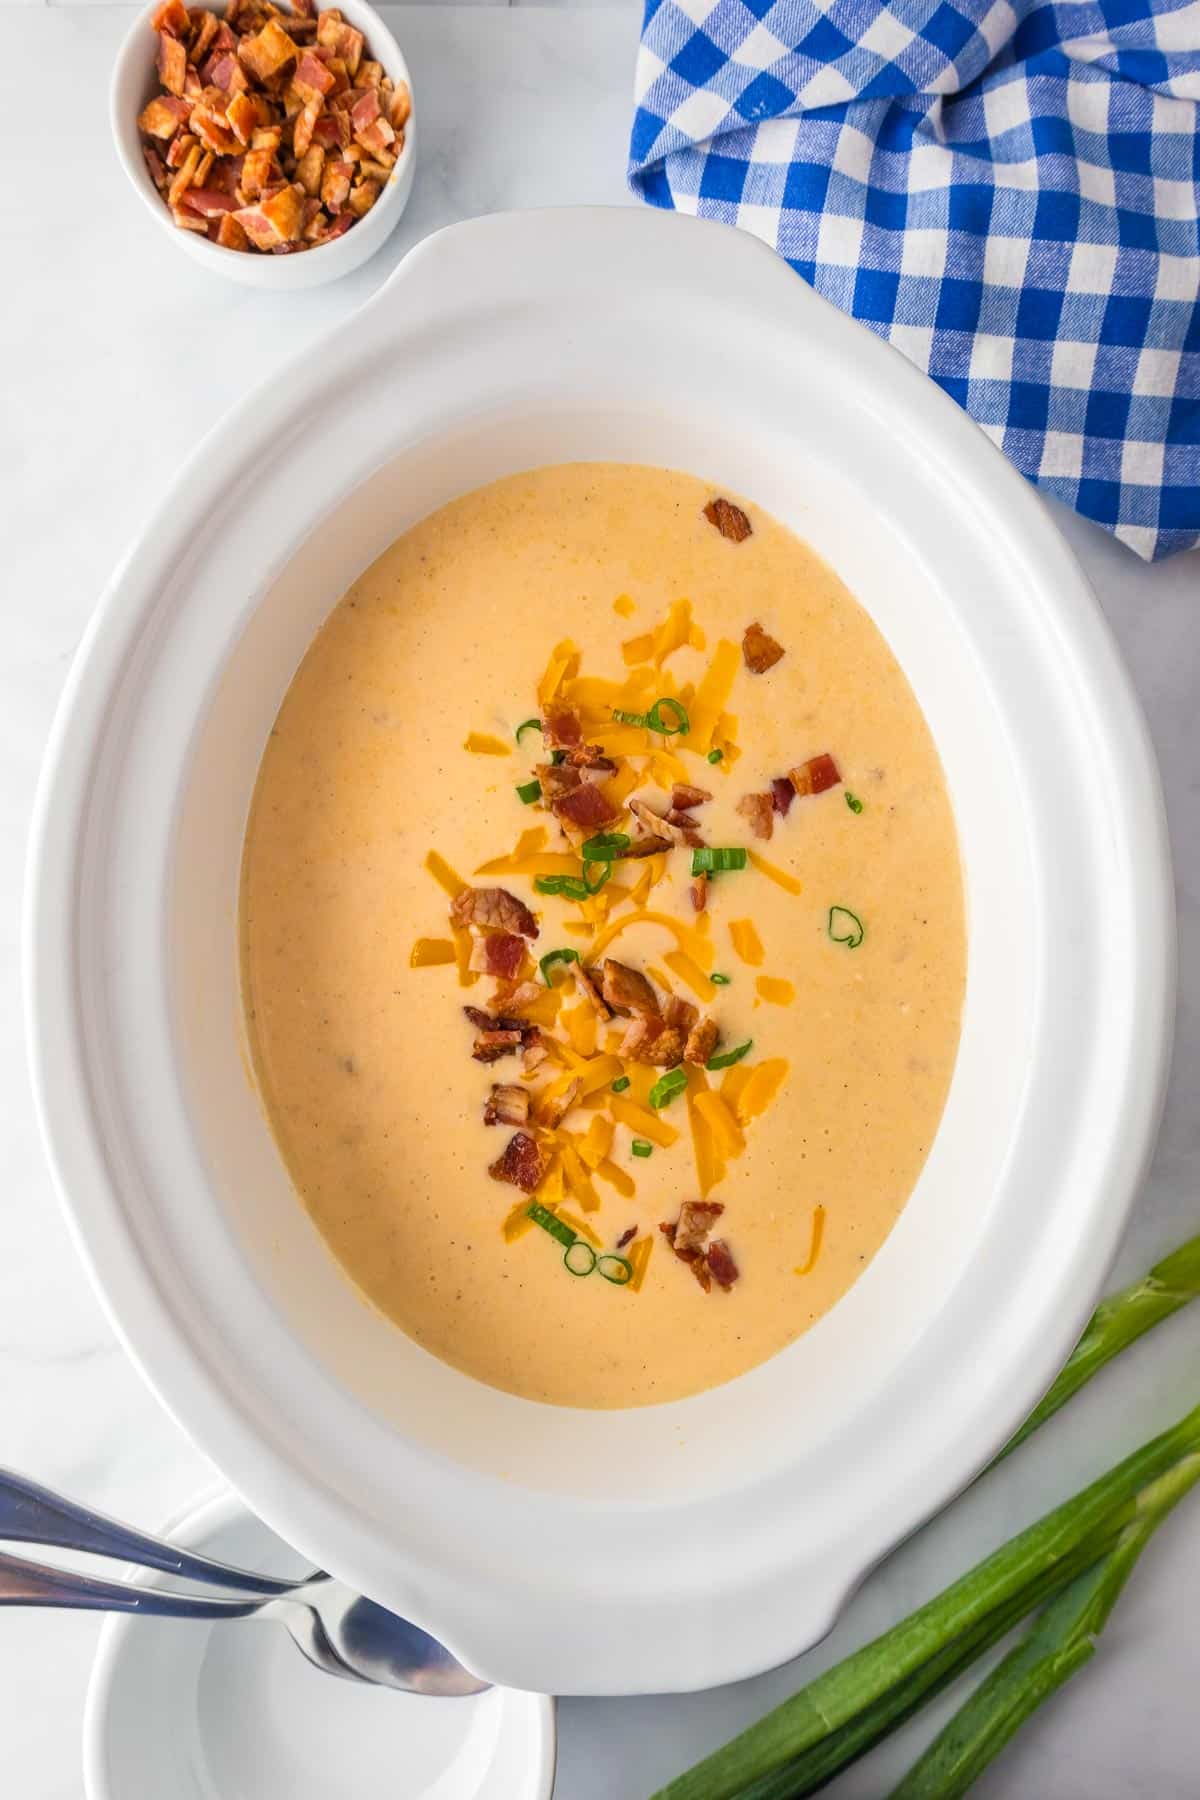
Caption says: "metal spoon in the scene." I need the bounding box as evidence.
[0,1469,488,1696]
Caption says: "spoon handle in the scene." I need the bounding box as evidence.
[0,1547,274,1618]
[0,1469,317,1596]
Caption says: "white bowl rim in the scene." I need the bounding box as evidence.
[26,207,1175,1695]
[81,1487,557,1800]
[109,0,415,288]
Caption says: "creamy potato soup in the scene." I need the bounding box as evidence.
[240,464,965,1407]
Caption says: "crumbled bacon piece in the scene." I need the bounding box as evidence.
[319,156,353,209]
[620,1015,663,1060]
[663,994,699,1034]
[672,783,712,811]
[616,1226,638,1250]
[536,762,581,801]
[143,144,169,190]
[189,101,240,155]
[551,782,617,830]
[463,1004,534,1036]
[540,1078,580,1128]
[661,1203,738,1292]
[574,965,612,1018]
[157,30,189,94]
[139,93,192,138]
[737,792,774,841]
[704,498,752,543]
[294,48,335,100]
[522,1034,550,1073]
[154,0,191,32]
[389,78,411,129]
[317,9,364,77]
[471,1029,524,1063]
[542,705,582,750]
[181,184,240,216]
[644,1027,685,1068]
[742,621,785,673]
[216,209,250,249]
[450,886,538,939]
[488,1132,547,1194]
[690,872,708,913]
[629,796,700,849]
[684,1018,719,1066]
[771,776,795,817]
[487,981,543,1017]
[190,7,220,61]
[468,931,525,981]
[484,1084,529,1128]
[234,181,305,247]
[705,1239,740,1290]
[664,1201,723,1258]
[237,16,298,81]
[621,832,673,859]
[600,959,659,1017]
[564,743,616,771]
[789,754,842,797]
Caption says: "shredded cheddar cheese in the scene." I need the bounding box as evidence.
[627,1234,654,1291]
[693,1089,746,1159]
[409,938,456,968]
[747,849,805,895]
[756,976,796,1006]
[610,1095,680,1147]
[664,949,716,1002]
[729,918,765,967]
[424,850,467,898]
[463,732,511,756]
[794,1205,826,1275]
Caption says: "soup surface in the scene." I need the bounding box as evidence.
[241,464,965,1407]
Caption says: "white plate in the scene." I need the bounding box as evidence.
[83,1492,556,1800]
[28,207,1174,1695]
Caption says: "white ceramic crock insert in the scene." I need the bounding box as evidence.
[28,208,1173,1696]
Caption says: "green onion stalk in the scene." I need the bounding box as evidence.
[653,1229,1200,1800]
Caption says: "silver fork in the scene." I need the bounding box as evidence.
[0,1469,487,1696]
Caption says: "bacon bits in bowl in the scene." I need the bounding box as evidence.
[111,0,415,287]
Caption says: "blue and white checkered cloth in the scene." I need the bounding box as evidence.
[629,0,1200,560]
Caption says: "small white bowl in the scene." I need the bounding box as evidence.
[110,0,415,289]
[83,1491,556,1800]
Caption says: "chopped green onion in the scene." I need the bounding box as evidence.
[611,1076,631,1094]
[631,1139,653,1158]
[690,846,748,875]
[581,831,632,862]
[527,1201,576,1250]
[710,972,732,987]
[707,748,723,765]
[828,905,865,949]
[540,947,582,987]
[550,749,566,765]
[612,707,649,727]
[649,1067,688,1108]
[564,1240,597,1278]
[597,1253,634,1285]
[646,697,690,736]
[845,791,864,814]
[514,717,541,744]
[516,779,542,805]
[706,1039,752,1071]
[535,866,610,901]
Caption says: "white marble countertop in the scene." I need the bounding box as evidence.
[2,6,1199,1795]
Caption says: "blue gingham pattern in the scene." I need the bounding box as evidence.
[629,0,1200,560]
